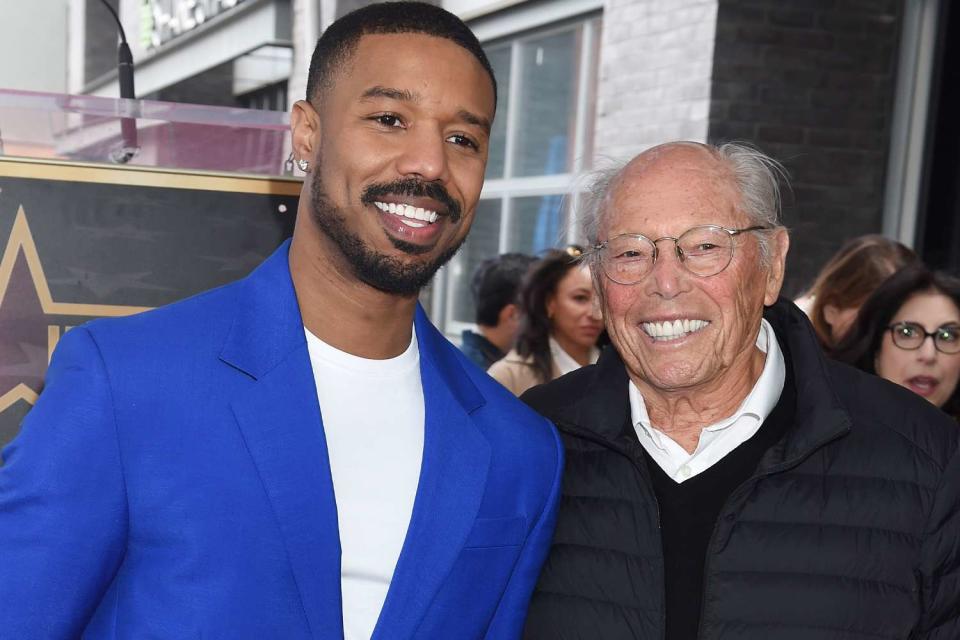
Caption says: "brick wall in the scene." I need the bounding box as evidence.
[593,0,719,164]
[708,0,903,295]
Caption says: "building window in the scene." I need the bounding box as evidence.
[435,14,602,337]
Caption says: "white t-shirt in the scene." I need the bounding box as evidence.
[304,328,425,640]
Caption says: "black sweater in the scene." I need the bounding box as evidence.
[646,361,795,640]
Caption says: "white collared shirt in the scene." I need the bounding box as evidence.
[549,336,599,376]
[629,319,785,483]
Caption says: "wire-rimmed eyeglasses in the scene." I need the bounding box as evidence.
[586,224,769,284]
[887,321,960,354]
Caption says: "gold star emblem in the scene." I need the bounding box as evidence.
[0,207,151,413]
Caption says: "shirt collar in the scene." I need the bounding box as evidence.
[549,336,599,377]
[629,318,785,441]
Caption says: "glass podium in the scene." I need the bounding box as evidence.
[0,88,298,174]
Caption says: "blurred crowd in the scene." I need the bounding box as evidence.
[463,246,604,396]
[464,233,960,422]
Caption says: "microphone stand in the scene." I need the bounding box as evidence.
[99,0,139,163]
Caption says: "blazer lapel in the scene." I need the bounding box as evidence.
[372,308,491,640]
[221,242,343,640]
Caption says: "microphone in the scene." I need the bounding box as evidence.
[99,0,139,163]
[118,41,135,100]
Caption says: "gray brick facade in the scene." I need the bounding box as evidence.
[709,0,903,294]
[594,0,719,163]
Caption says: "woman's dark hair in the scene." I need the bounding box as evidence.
[515,249,583,385]
[833,263,960,419]
[806,235,917,349]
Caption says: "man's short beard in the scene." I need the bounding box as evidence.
[308,168,465,297]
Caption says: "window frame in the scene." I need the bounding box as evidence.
[432,11,602,340]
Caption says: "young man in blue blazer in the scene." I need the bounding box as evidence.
[0,3,562,638]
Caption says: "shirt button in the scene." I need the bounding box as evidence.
[678,464,692,479]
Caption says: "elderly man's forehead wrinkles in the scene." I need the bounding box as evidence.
[604,163,736,228]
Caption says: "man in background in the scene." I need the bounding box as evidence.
[0,3,562,638]
[462,253,535,369]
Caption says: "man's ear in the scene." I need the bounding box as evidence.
[763,228,790,306]
[589,262,609,315]
[291,99,320,166]
[498,303,520,327]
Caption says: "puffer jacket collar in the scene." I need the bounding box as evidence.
[565,346,632,442]
[761,300,852,469]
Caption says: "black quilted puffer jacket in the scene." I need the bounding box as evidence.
[521,300,960,640]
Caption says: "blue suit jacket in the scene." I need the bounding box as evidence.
[0,242,562,639]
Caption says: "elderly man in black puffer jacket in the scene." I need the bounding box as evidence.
[521,142,960,640]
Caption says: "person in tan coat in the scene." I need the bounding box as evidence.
[489,248,603,395]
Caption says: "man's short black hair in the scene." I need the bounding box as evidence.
[472,253,536,327]
[306,1,497,106]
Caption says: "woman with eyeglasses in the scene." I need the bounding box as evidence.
[833,263,960,419]
[488,247,604,396]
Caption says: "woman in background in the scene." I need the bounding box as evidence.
[795,235,916,352]
[489,248,604,396]
[833,263,960,420]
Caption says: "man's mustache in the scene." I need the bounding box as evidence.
[361,179,462,223]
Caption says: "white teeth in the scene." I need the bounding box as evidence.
[399,218,427,228]
[641,319,709,341]
[374,201,439,224]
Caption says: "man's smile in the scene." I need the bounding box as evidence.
[641,318,711,342]
[373,200,440,227]
[361,178,462,223]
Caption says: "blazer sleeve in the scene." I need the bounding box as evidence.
[917,438,960,639]
[483,419,563,639]
[0,326,128,638]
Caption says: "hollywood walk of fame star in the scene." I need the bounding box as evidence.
[0,207,151,414]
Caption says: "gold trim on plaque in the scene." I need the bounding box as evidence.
[0,385,38,412]
[0,156,303,196]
